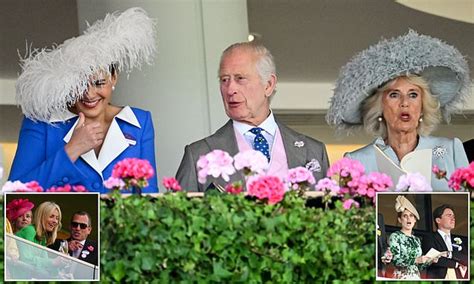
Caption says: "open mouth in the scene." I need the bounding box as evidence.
[400,113,411,122]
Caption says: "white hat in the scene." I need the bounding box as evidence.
[16,7,157,122]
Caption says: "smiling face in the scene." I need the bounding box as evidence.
[43,208,60,233]
[398,209,417,231]
[74,71,117,119]
[218,47,275,126]
[14,210,32,231]
[381,77,423,136]
[70,214,92,242]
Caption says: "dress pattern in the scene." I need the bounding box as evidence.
[389,230,429,279]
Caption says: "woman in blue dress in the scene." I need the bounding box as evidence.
[9,8,158,193]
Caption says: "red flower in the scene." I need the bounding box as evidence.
[87,245,94,252]
[162,177,182,192]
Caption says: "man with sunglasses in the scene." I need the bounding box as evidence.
[67,211,98,266]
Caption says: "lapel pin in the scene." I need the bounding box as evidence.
[294,141,304,148]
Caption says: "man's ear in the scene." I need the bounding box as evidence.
[435,217,441,225]
[264,74,277,97]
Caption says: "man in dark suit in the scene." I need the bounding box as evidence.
[67,211,98,266]
[176,42,329,192]
[422,204,468,279]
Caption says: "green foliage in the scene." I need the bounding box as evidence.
[2,196,472,282]
[100,192,375,282]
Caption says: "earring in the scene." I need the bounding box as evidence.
[419,117,423,122]
[377,116,383,122]
[112,85,115,91]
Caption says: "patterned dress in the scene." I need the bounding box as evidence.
[389,230,429,279]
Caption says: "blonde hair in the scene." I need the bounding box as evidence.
[361,75,441,139]
[33,202,62,246]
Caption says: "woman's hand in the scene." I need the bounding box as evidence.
[415,255,431,264]
[381,248,392,264]
[65,112,104,162]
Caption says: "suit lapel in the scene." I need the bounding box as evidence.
[434,231,449,251]
[204,120,244,189]
[277,121,306,169]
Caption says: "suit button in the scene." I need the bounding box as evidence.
[62,177,69,183]
[57,181,64,186]
[92,182,100,189]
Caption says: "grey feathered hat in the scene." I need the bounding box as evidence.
[326,30,471,129]
[16,7,157,122]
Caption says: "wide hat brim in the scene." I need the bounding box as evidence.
[6,199,35,223]
[326,30,471,129]
[395,195,420,220]
[15,7,157,123]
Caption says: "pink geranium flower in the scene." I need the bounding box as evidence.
[287,166,316,191]
[343,198,360,210]
[225,182,243,195]
[315,177,340,195]
[197,150,235,184]
[162,177,182,192]
[112,158,154,180]
[396,173,432,192]
[104,177,126,190]
[247,174,285,205]
[2,180,44,192]
[448,162,474,191]
[233,150,269,175]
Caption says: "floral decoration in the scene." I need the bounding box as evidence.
[433,162,474,192]
[197,149,316,205]
[104,158,155,194]
[315,157,392,210]
[2,180,89,193]
[197,150,235,184]
[162,177,182,192]
[395,172,432,192]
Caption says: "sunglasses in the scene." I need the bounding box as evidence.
[71,222,88,229]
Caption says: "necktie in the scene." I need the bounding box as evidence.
[249,127,270,161]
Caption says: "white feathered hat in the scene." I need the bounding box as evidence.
[326,30,471,130]
[16,7,157,122]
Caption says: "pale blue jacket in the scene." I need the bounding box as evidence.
[345,136,469,192]
[9,106,158,193]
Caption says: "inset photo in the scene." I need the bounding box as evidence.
[376,192,469,281]
[4,192,99,281]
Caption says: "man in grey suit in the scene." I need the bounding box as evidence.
[176,42,329,192]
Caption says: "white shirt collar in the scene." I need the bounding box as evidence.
[50,106,140,128]
[233,110,277,136]
[438,229,451,239]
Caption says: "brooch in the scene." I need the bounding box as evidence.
[305,159,321,172]
[294,141,305,148]
[432,145,447,159]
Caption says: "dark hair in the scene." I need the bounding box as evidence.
[71,211,92,226]
[432,204,454,229]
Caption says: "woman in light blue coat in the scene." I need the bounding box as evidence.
[327,31,470,191]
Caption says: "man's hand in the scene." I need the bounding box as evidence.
[65,112,104,161]
[68,240,84,253]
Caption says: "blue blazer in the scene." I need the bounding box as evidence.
[9,106,158,193]
[345,136,469,192]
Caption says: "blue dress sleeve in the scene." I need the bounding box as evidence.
[453,137,469,168]
[9,117,86,188]
[139,111,158,193]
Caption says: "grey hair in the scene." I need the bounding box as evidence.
[220,42,277,96]
[361,75,441,139]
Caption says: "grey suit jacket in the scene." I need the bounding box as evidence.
[176,119,329,192]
